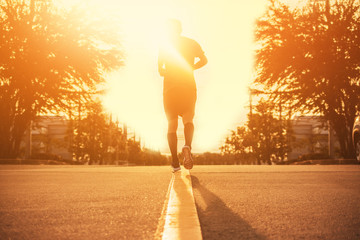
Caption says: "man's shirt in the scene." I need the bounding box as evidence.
[159,36,204,93]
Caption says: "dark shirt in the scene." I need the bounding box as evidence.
[159,36,204,94]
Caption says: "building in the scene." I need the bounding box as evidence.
[29,116,72,160]
[288,116,339,160]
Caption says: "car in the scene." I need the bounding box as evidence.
[352,115,360,163]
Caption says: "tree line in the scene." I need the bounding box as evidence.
[69,101,167,165]
[1,0,359,164]
[221,100,292,165]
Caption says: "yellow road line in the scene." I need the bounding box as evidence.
[162,170,202,240]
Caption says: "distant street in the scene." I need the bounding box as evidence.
[0,165,360,240]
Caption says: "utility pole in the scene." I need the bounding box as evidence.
[249,88,253,118]
[68,108,73,161]
[328,121,335,159]
[115,118,119,163]
[123,123,128,165]
[25,121,32,160]
[77,93,82,162]
[107,113,112,164]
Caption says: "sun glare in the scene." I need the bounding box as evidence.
[57,0,307,153]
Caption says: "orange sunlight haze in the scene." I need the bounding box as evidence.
[59,0,283,153]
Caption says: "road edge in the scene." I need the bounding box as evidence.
[161,170,202,240]
[154,173,175,240]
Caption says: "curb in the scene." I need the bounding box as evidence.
[160,170,202,240]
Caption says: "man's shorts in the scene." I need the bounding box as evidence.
[163,87,197,121]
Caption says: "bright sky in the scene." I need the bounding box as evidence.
[59,0,303,153]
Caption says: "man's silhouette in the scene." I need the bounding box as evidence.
[158,19,207,172]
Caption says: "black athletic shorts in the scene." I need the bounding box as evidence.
[163,87,197,121]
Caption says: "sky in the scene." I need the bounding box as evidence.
[59,0,302,153]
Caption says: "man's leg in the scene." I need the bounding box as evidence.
[182,112,195,148]
[167,117,179,168]
[182,112,194,170]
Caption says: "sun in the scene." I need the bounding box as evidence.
[100,3,182,151]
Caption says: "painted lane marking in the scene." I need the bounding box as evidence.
[155,174,175,239]
[161,170,202,240]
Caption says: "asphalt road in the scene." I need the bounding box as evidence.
[0,166,171,240]
[191,165,360,240]
[0,165,359,240]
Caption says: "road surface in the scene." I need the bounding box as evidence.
[191,165,360,240]
[0,166,171,239]
[0,165,359,239]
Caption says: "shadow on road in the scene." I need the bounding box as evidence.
[191,175,266,240]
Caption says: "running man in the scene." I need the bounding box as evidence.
[158,19,208,172]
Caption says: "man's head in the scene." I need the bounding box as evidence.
[166,19,182,41]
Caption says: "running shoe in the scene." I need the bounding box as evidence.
[172,166,181,173]
[182,146,193,170]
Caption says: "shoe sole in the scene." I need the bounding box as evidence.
[172,167,181,173]
[182,146,193,170]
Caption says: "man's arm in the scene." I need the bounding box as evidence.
[193,53,208,70]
